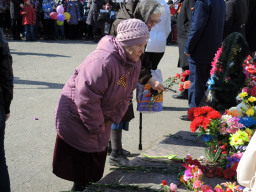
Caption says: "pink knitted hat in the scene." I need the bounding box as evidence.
[116,19,150,47]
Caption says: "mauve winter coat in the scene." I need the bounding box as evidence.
[55,35,141,153]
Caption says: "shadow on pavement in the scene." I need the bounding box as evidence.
[10,51,70,58]
[162,106,189,111]
[14,77,64,89]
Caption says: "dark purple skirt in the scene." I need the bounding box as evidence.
[52,135,107,183]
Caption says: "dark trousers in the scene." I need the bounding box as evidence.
[43,19,55,40]
[188,60,211,108]
[0,106,10,192]
[11,19,22,39]
[144,52,164,70]
[24,24,34,41]
[67,24,79,40]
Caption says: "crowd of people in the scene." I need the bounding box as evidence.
[0,0,180,42]
[1,0,256,191]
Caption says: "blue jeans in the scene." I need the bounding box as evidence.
[0,106,10,192]
[24,24,34,41]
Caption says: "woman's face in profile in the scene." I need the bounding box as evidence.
[124,43,147,63]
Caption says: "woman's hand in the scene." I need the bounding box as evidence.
[104,120,113,128]
[147,78,166,91]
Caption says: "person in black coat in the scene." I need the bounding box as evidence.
[0,28,13,192]
[86,0,115,41]
[10,0,23,40]
[223,0,248,40]
[181,0,225,121]
[245,0,256,53]
[172,0,196,100]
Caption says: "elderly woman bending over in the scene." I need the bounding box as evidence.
[52,19,150,192]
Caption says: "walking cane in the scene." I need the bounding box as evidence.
[139,112,142,150]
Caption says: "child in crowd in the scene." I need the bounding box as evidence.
[20,0,36,41]
[42,0,56,40]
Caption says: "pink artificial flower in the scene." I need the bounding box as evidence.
[234,152,243,159]
[251,86,256,97]
[183,170,193,181]
[198,168,203,176]
[194,172,199,180]
[170,183,177,192]
[210,46,223,76]
[242,87,251,94]
[193,180,202,189]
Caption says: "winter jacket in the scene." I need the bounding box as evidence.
[42,0,56,19]
[176,0,196,68]
[145,0,171,53]
[10,0,23,19]
[55,35,141,152]
[237,133,256,191]
[86,0,114,25]
[184,0,225,63]
[223,0,248,40]
[20,4,36,25]
[0,29,13,114]
[66,0,81,25]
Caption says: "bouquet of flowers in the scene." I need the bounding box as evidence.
[179,163,204,191]
[161,180,177,192]
[143,70,191,109]
[188,106,222,146]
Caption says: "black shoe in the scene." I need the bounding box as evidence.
[107,147,131,157]
[172,93,188,100]
[71,182,88,191]
[109,149,130,166]
[180,115,190,121]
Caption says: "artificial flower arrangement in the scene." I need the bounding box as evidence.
[167,154,244,191]
[204,32,248,112]
[187,104,255,179]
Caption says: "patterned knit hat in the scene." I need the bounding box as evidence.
[116,19,149,47]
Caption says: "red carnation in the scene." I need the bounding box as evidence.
[181,72,187,78]
[185,70,190,75]
[175,73,181,78]
[207,110,222,119]
[190,116,204,132]
[193,107,205,117]
[202,117,210,130]
[180,78,185,82]
[179,84,184,92]
[200,106,215,114]
[187,108,195,121]
[162,180,167,186]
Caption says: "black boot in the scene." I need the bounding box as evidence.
[172,89,188,100]
[109,149,130,166]
[71,182,88,191]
